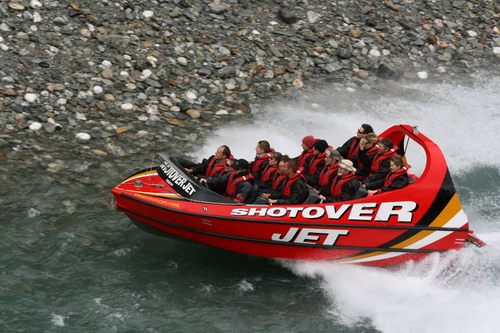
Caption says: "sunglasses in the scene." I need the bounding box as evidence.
[357,130,364,134]
[225,163,232,167]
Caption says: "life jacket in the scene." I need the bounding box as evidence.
[347,137,360,160]
[307,151,326,175]
[282,171,306,198]
[206,153,234,177]
[224,172,254,200]
[261,164,278,183]
[318,163,339,187]
[369,149,398,176]
[251,153,272,174]
[297,149,315,168]
[206,158,226,177]
[330,172,357,198]
[271,173,287,191]
[383,164,410,187]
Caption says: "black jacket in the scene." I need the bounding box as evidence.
[324,176,360,203]
[270,177,308,205]
[337,136,359,159]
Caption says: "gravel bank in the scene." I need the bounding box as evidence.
[1,0,499,169]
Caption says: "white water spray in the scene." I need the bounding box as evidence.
[192,74,500,332]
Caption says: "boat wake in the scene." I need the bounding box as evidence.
[285,235,500,333]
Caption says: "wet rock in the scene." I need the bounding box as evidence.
[92,149,108,157]
[338,48,352,59]
[2,88,18,96]
[76,133,91,142]
[277,9,298,24]
[100,68,114,79]
[376,63,401,80]
[349,30,362,39]
[186,109,201,119]
[29,122,42,131]
[42,122,58,133]
[211,4,227,15]
[105,142,125,156]
[8,2,25,10]
[24,93,38,103]
[216,66,236,78]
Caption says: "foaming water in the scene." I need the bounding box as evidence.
[287,239,500,333]
[191,75,500,332]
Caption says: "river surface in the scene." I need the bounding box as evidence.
[1,76,500,332]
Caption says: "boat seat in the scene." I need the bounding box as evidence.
[253,196,268,205]
[303,187,319,204]
[353,186,367,199]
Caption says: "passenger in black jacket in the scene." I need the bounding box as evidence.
[367,155,410,195]
[360,137,397,190]
[337,124,374,159]
[265,159,308,205]
[200,159,254,203]
[319,160,360,203]
[186,145,232,177]
[352,133,378,179]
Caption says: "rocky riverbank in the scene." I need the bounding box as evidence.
[1,0,499,169]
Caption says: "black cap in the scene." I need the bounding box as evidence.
[314,139,328,153]
[232,159,250,170]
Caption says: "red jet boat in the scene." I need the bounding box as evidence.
[111,125,485,266]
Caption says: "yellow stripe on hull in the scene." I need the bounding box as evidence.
[331,194,468,264]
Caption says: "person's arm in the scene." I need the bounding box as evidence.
[376,174,409,194]
[363,158,391,189]
[191,156,213,175]
[336,137,355,159]
[306,165,322,186]
[357,148,372,170]
[234,181,253,203]
[203,172,230,188]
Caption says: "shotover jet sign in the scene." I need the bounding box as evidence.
[230,201,418,223]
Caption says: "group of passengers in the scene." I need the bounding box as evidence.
[183,124,411,205]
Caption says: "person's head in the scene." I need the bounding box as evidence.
[325,149,341,166]
[301,135,315,151]
[278,155,290,174]
[285,159,298,176]
[313,139,328,155]
[232,159,250,174]
[378,137,394,154]
[337,159,356,176]
[255,140,272,155]
[357,124,374,138]
[363,133,379,149]
[215,145,231,160]
[269,152,283,166]
[224,158,237,171]
[390,155,404,173]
